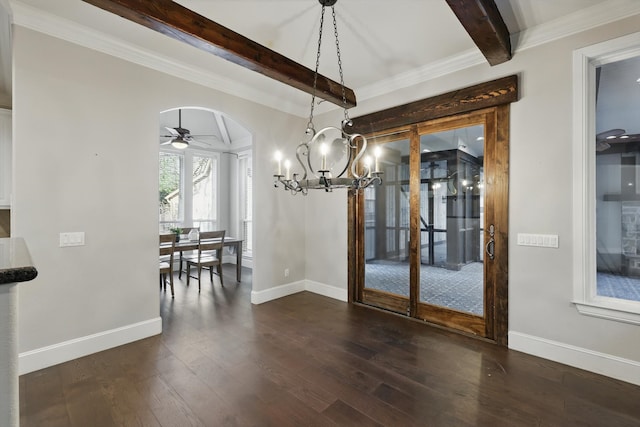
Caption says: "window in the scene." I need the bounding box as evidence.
[159,149,218,232]
[159,151,183,227]
[238,151,253,256]
[192,154,217,231]
[573,32,640,324]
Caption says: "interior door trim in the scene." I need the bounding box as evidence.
[349,75,518,134]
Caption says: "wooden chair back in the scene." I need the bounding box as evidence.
[159,234,175,262]
[198,230,225,257]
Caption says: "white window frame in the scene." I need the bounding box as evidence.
[238,149,253,258]
[572,31,640,325]
[159,146,219,231]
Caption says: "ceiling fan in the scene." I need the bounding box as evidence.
[160,109,217,149]
[596,128,640,152]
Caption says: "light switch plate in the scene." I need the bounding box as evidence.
[60,232,85,247]
[517,233,558,248]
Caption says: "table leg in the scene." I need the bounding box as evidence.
[236,241,242,282]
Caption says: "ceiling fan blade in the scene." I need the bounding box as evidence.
[165,126,179,136]
[596,141,611,152]
[160,140,173,145]
[190,138,212,148]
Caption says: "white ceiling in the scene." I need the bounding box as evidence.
[1,0,639,146]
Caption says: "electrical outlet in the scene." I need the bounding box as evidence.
[284,268,290,277]
[60,232,85,247]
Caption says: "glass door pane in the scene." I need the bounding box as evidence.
[364,138,411,307]
[418,126,485,316]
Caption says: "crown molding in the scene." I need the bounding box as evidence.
[512,0,640,53]
[9,1,309,117]
[8,0,640,116]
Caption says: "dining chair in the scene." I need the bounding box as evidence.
[183,230,225,292]
[177,226,199,279]
[159,234,176,297]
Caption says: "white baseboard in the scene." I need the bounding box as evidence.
[305,280,348,302]
[251,280,306,304]
[509,331,640,386]
[251,280,347,304]
[19,317,162,375]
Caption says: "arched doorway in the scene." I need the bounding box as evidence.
[158,106,254,287]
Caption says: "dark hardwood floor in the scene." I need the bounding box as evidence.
[20,265,640,426]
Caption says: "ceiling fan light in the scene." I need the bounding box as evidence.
[171,138,189,149]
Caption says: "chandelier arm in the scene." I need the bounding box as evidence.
[295,143,309,181]
[349,133,367,180]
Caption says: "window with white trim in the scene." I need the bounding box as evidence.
[573,32,640,324]
[238,150,253,257]
[159,148,218,232]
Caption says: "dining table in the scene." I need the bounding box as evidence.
[163,236,244,282]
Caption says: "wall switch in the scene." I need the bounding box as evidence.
[517,233,558,248]
[284,268,290,277]
[60,232,85,247]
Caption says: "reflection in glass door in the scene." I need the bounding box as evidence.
[418,126,484,316]
[363,137,411,312]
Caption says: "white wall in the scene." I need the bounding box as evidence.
[12,26,307,372]
[308,16,640,382]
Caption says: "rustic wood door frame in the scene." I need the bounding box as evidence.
[348,76,517,345]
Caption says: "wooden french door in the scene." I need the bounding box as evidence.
[351,106,509,344]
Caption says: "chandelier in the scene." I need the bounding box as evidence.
[273,0,383,195]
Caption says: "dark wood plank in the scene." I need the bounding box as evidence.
[19,368,71,427]
[350,75,518,135]
[323,399,382,427]
[446,0,512,66]
[19,266,640,427]
[81,0,357,108]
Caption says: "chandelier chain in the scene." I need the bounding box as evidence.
[331,6,350,123]
[308,5,326,131]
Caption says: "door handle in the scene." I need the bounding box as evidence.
[485,224,495,260]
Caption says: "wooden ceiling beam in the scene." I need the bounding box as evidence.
[81,0,357,108]
[446,0,512,66]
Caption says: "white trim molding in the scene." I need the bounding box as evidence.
[251,280,306,305]
[305,280,348,302]
[572,31,640,324]
[513,0,640,53]
[251,280,347,305]
[509,331,640,387]
[19,317,162,375]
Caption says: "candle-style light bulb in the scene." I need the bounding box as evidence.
[374,146,382,173]
[274,151,283,175]
[320,143,329,171]
[363,156,372,178]
[284,159,291,181]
